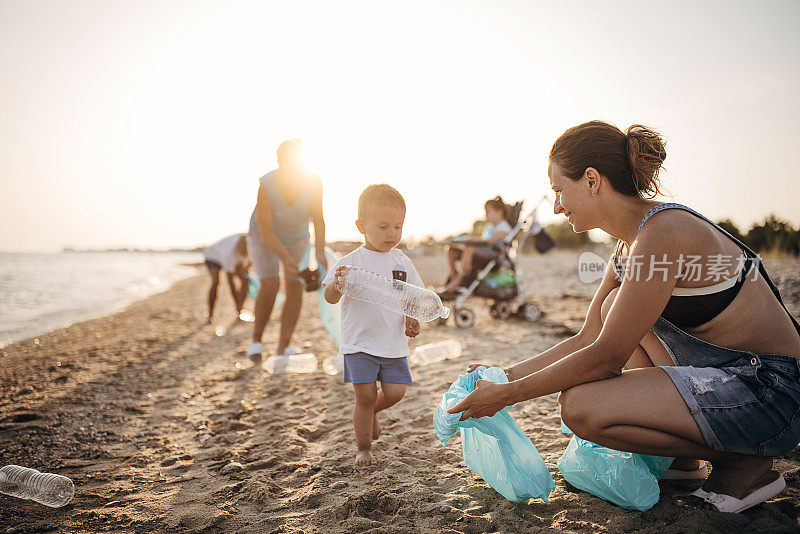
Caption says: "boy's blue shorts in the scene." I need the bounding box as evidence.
[342,352,413,384]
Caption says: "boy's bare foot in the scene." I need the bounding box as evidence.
[355,449,376,466]
[372,413,381,441]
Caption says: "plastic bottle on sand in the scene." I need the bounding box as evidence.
[339,266,450,322]
[322,354,344,375]
[262,353,318,374]
[410,339,462,366]
[0,465,75,508]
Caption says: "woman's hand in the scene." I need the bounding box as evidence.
[447,379,511,421]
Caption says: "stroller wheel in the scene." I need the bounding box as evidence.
[489,301,512,321]
[520,302,542,322]
[454,308,475,329]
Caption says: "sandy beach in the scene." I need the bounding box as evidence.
[2,250,800,533]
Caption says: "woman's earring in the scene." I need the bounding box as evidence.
[592,191,597,197]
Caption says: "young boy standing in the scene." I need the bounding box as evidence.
[322,184,423,466]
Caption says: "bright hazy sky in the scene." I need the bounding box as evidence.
[1,0,798,252]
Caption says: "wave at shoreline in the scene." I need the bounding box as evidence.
[0,251,201,348]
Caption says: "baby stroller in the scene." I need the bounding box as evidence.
[438,198,554,328]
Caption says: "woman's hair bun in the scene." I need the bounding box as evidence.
[550,121,667,198]
[625,125,666,198]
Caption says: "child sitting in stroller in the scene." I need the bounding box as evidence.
[440,196,513,296]
[436,196,547,328]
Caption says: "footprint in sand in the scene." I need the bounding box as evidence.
[296,424,328,441]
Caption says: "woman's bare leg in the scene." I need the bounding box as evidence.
[600,287,672,368]
[559,369,775,501]
[586,287,776,501]
[601,287,698,470]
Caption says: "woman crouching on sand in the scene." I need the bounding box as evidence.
[450,121,800,513]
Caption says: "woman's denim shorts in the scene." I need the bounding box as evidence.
[654,318,800,457]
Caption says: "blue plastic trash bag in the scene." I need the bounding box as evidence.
[560,418,573,435]
[434,367,555,503]
[557,434,674,511]
[247,273,260,299]
[298,245,342,348]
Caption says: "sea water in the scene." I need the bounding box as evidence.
[0,251,200,347]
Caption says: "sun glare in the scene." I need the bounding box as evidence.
[1,1,798,252]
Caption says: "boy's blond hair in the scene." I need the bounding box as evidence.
[357,184,406,220]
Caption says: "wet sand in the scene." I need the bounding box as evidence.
[1,250,799,533]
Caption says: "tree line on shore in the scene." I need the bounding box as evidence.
[538,214,800,256]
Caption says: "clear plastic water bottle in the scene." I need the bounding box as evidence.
[411,339,462,366]
[0,465,75,508]
[322,354,344,375]
[339,266,450,322]
[262,353,318,374]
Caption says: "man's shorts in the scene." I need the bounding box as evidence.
[342,352,413,384]
[247,234,308,280]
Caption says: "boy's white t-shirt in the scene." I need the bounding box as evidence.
[322,246,424,358]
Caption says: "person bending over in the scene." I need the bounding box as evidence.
[203,233,250,323]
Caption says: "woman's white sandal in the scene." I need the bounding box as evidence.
[689,474,785,513]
